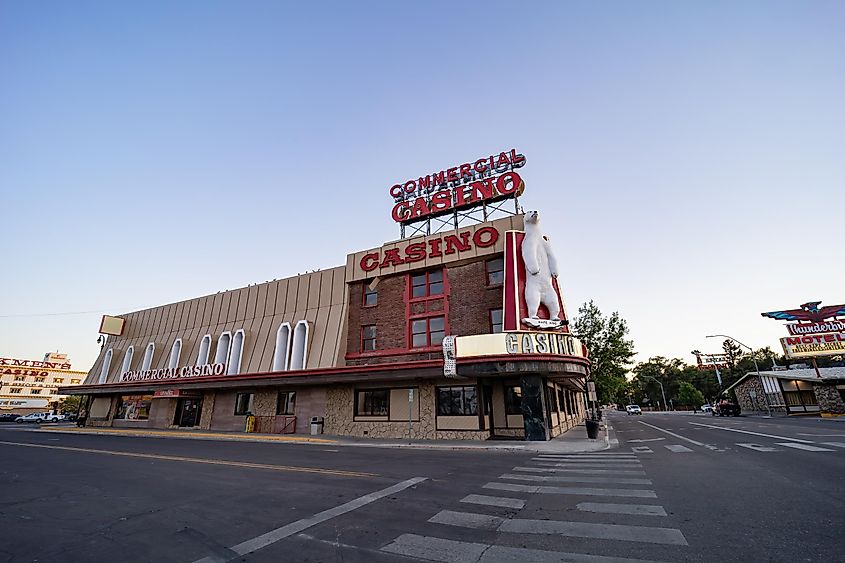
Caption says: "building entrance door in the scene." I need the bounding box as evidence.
[482,384,494,438]
[176,398,202,427]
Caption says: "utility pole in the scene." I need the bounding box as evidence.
[640,375,667,413]
[707,334,770,417]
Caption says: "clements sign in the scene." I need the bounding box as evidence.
[360,226,499,272]
[0,357,72,371]
[389,149,526,224]
[121,363,226,382]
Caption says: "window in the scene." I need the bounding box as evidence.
[197,334,212,366]
[121,346,135,375]
[437,386,479,416]
[356,389,389,416]
[290,321,309,370]
[71,379,81,384]
[168,339,182,369]
[547,387,558,412]
[272,323,292,371]
[411,316,446,348]
[490,309,503,333]
[411,269,443,298]
[34,377,45,383]
[116,395,152,420]
[53,378,64,384]
[215,332,232,366]
[10,388,21,394]
[30,389,42,394]
[363,282,378,306]
[227,329,245,375]
[361,325,377,351]
[505,385,523,415]
[558,388,566,413]
[276,391,296,415]
[13,375,24,382]
[486,257,504,285]
[234,393,254,415]
[141,342,155,371]
[98,349,113,384]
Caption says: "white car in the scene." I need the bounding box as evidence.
[15,412,64,424]
[701,404,714,413]
[625,405,642,415]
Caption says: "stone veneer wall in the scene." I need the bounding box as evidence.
[814,383,845,415]
[324,382,490,440]
[199,392,215,429]
[733,377,787,415]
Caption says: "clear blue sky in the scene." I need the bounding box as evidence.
[2,1,842,371]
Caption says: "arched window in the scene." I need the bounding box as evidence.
[196,334,211,366]
[290,320,309,371]
[228,330,245,375]
[168,339,182,369]
[272,323,292,371]
[142,342,155,371]
[98,349,113,384]
[215,331,232,367]
[120,346,134,375]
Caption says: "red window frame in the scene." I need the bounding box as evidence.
[485,257,504,286]
[410,269,444,300]
[410,315,446,348]
[489,308,503,333]
[361,325,377,352]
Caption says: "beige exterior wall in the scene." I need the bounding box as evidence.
[85,267,349,385]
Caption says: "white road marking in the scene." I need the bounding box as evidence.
[627,438,666,443]
[483,482,657,498]
[429,510,503,530]
[576,502,667,516]
[821,442,845,448]
[499,518,688,545]
[688,422,814,443]
[664,445,693,453]
[631,446,653,454]
[736,443,777,452]
[775,442,834,452]
[193,477,427,563]
[534,457,641,463]
[797,433,845,437]
[460,494,526,509]
[381,534,663,563]
[530,463,644,470]
[638,421,715,449]
[517,466,647,475]
[500,473,652,485]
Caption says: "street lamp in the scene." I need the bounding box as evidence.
[639,374,668,412]
[706,334,770,417]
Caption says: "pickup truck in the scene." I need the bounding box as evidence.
[15,412,65,423]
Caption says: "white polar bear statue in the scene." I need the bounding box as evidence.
[521,210,561,324]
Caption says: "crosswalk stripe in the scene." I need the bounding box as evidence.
[631,446,653,453]
[536,454,638,459]
[664,445,693,453]
[483,482,657,498]
[576,502,667,516]
[429,509,502,530]
[535,457,641,463]
[775,442,835,452]
[530,462,643,469]
[736,443,777,452]
[821,442,845,448]
[500,473,652,485]
[499,518,688,545]
[515,466,647,475]
[460,494,526,509]
[380,533,663,563]
[529,464,647,474]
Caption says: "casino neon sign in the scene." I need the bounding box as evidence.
[389,149,526,224]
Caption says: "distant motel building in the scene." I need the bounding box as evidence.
[64,152,590,441]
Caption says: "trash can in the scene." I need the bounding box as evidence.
[585,419,600,439]
[310,416,324,435]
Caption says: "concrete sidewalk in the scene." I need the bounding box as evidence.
[35,419,617,453]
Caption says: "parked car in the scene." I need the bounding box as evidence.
[15,412,64,424]
[625,404,642,415]
[713,401,740,417]
[0,413,21,422]
[700,404,713,413]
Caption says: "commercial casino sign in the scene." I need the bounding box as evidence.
[761,301,845,359]
[389,149,525,224]
[121,363,226,382]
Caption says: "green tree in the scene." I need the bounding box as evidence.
[677,381,705,408]
[571,300,635,405]
[60,395,81,415]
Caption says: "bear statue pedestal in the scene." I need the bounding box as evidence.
[520,375,550,441]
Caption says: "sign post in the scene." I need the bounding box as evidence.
[408,388,414,443]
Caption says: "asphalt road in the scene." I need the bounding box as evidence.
[1,415,843,563]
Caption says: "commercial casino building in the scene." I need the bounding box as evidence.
[65,150,590,441]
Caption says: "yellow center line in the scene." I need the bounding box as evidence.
[0,440,377,478]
